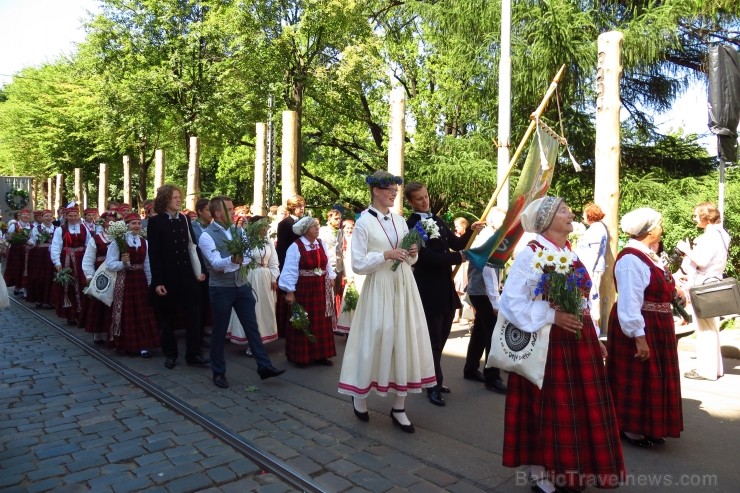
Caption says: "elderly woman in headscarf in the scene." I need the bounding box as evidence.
[499,196,624,493]
[278,216,337,366]
[606,208,683,449]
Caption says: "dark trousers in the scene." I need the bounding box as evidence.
[465,294,501,383]
[156,302,202,360]
[209,285,271,375]
[426,310,455,386]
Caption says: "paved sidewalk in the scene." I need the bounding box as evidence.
[2,298,740,492]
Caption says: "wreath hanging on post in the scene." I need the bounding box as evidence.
[5,189,30,210]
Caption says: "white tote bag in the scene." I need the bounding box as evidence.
[86,262,117,307]
[486,314,551,389]
[0,271,9,310]
[186,221,202,279]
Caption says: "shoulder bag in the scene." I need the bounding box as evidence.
[688,277,740,319]
[86,263,117,307]
[486,314,551,389]
[185,215,202,279]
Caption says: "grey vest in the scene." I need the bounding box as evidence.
[203,223,247,288]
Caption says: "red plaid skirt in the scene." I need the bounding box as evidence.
[503,320,625,488]
[25,245,55,305]
[106,245,159,353]
[3,243,29,289]
[285,240,336,364]
[607,248,683,438]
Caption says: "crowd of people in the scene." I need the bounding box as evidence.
[0,176,731,491]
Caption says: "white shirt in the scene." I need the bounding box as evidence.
[576,221,608,275]
[278,236,336,292]
[50,222,90,267]
[685,223,730,285]
[82,234,110,279]
[614,239,666,339]
[250,241,280,281]
[319,224,342,271]
[8,221,32,236]
[197,222,252,274]
[106,233,151,285]
[499,234,597,334]
[351,209,415,276]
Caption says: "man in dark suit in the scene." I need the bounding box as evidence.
[405,182,482,406]
[147,184,209,370]
[274,195,305,337]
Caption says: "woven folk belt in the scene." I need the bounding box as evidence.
[298,269,326,277]
[642,301,672,313]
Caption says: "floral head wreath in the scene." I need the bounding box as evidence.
[365,174,403,188]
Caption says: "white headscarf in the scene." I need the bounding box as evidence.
[620,208,662,236]
[292,216,316,236]
[520,196,565,234]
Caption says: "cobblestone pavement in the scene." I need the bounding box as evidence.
[2,298,740,492]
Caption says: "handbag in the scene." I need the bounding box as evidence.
[86,262,117,307]
[486,314,551,389]
[185,217,202,279]
[688,277,740,319]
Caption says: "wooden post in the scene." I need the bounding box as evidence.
[388,88,406,214]
[186,137,200,211]
[281,111,299,205]
[595,31,624,333]
[74,168,83,204]
[123,155,132,206]
[54,173,64,213]
[497,0,512,209]
[154,149,165,192]
[83,190,88,210]
[47,177,53,211]
[253,123,267,215]
[98,163,108,214]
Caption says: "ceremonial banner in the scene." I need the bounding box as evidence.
[467,126,559,270]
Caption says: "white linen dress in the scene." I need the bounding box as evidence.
[338,209,436,397]
[226,241,280,345]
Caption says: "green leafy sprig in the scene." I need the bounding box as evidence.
[53,267,74,286]
[290,302,315,343]
[342,282,359,313]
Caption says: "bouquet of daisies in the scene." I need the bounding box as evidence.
[531,247,591,340]
[106,220,129,257]
[391,218,440,271]
[290,302,315,343]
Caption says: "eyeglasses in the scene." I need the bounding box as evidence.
[378,187,399,192]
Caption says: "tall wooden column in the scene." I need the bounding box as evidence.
[47,177,53,211]
[253,123,267,215]
[595,31,624,333]
[281,111,299,205]
[123,155,132,206]
[98,163,108,214]
[154,149,165,193]
[186,137,200,211]
[54,173,64,213]
[74,168,83,204]
[388,88,406,214]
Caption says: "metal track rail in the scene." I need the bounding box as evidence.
[11,298,324,493]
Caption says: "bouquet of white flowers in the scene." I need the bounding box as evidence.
[106,220,129,257]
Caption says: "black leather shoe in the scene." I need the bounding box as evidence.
[620,431,653,448]
[352,397,369,422]
[485,378,508,394]
[213,374,229,389]
[427,387,446,406]
[314,358,333,366]
[463,370,486,382]
[644,435,666,445]
[438,385,451,393]
[257,366,285,380]
[186,355,210,366]
[164,356,177,369]
[390,408,415,433]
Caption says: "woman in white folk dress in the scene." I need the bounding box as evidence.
[336,219,366,334]
[338,171,436,434]
[227,216,279,355]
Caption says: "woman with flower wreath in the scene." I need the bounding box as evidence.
[3,208,34,296]
[278,216,337,366]
[25,210,57,308]
[337,171,436,434]
[105,213,159,357]
[499,196,623,492]
[79,211,117,344]
[50,206,90,325]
